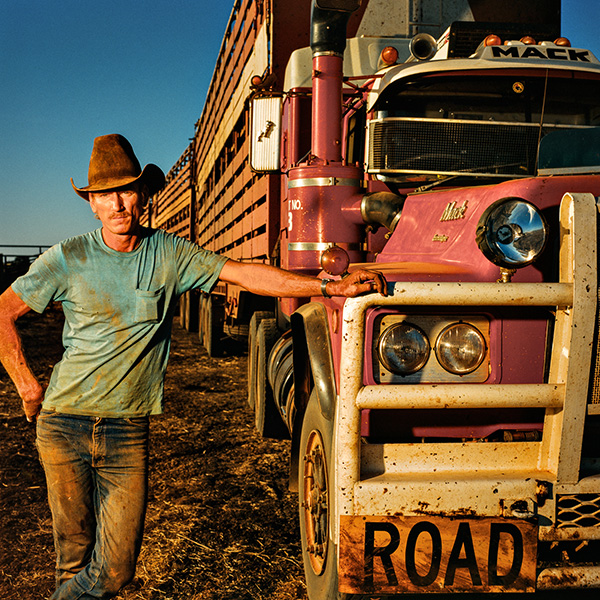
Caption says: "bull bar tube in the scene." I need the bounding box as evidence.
[335,193,600,589]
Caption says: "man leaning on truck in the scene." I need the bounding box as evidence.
[0,134,386,600]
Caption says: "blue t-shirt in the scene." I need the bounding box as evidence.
[12,228,228,417]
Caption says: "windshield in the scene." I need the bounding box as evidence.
[367,70,600,182]
[375,71,600,126]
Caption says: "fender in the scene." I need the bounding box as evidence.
[288,301,336,490]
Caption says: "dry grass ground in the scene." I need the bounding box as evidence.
[0,307,307,599]
[2,310,594,600]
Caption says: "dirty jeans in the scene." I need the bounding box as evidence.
[36,410,149,599]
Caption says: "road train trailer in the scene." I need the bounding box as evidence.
[144,0,600,596]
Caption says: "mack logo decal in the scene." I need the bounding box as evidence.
[440,200,468,222]
[491,46,592,62]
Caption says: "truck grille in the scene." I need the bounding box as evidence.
[557,494,600,528]
[367,119,564,178]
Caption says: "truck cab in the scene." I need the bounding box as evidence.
[258,16,600,598]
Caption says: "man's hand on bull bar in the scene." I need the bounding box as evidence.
[326,269,388,298]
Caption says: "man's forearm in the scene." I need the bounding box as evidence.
[0,288,43,418]
[218,260,387,298]
[220,262,322,297]
[0,322,42,402]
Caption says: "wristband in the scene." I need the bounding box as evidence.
[321,278,333,298]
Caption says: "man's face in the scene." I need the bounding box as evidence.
[89,183,147,237]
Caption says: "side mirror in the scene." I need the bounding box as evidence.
[250,96,282,173]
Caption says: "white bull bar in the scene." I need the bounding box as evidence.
[336,193,599,589]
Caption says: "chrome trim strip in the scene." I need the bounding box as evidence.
[368,117,592,128]
[288,242,361,252]
[539,165,600,175]
[288,177,361,189]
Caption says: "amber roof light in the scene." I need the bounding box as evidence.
[483,34,502,46]
[380,46,399,66]
[554,37,571,47]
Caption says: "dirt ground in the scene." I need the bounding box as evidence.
[3,309,597,600]
[0,306,308,600]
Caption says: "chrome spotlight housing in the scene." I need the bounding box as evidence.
[476,197,548,269]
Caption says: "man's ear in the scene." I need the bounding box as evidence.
[89,194,97,213]
[141,184,150,206]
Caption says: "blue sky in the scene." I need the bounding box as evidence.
[1,0,599,254]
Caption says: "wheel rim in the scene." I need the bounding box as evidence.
[302,429,329,575]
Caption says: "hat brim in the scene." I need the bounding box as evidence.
[72,163,166,200]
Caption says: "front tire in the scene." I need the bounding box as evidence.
[299,392,357,600]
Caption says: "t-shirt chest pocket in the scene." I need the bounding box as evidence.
[135,288,164,323]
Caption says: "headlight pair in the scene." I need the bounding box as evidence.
[378,320,487,377]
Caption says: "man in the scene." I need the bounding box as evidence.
[0,134,386,599]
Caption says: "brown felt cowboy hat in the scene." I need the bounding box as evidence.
[71,134,165,200]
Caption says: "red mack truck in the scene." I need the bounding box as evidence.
[145,0,600,596]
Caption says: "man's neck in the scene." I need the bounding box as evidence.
[101,228,143,253]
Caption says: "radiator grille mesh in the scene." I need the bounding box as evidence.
[368,119,544,177]
[557,494,600,528]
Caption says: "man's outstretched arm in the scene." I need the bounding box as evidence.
[218,260,387,298]
[0,287,43,422]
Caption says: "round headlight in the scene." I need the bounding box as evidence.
[476,197,548,268]
[435,323,486,375]
[377,322,430,376]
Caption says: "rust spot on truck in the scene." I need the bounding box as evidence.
[541,570,581,588]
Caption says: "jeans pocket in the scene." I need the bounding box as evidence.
[124,417,150,428]
[135,288,163,323]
